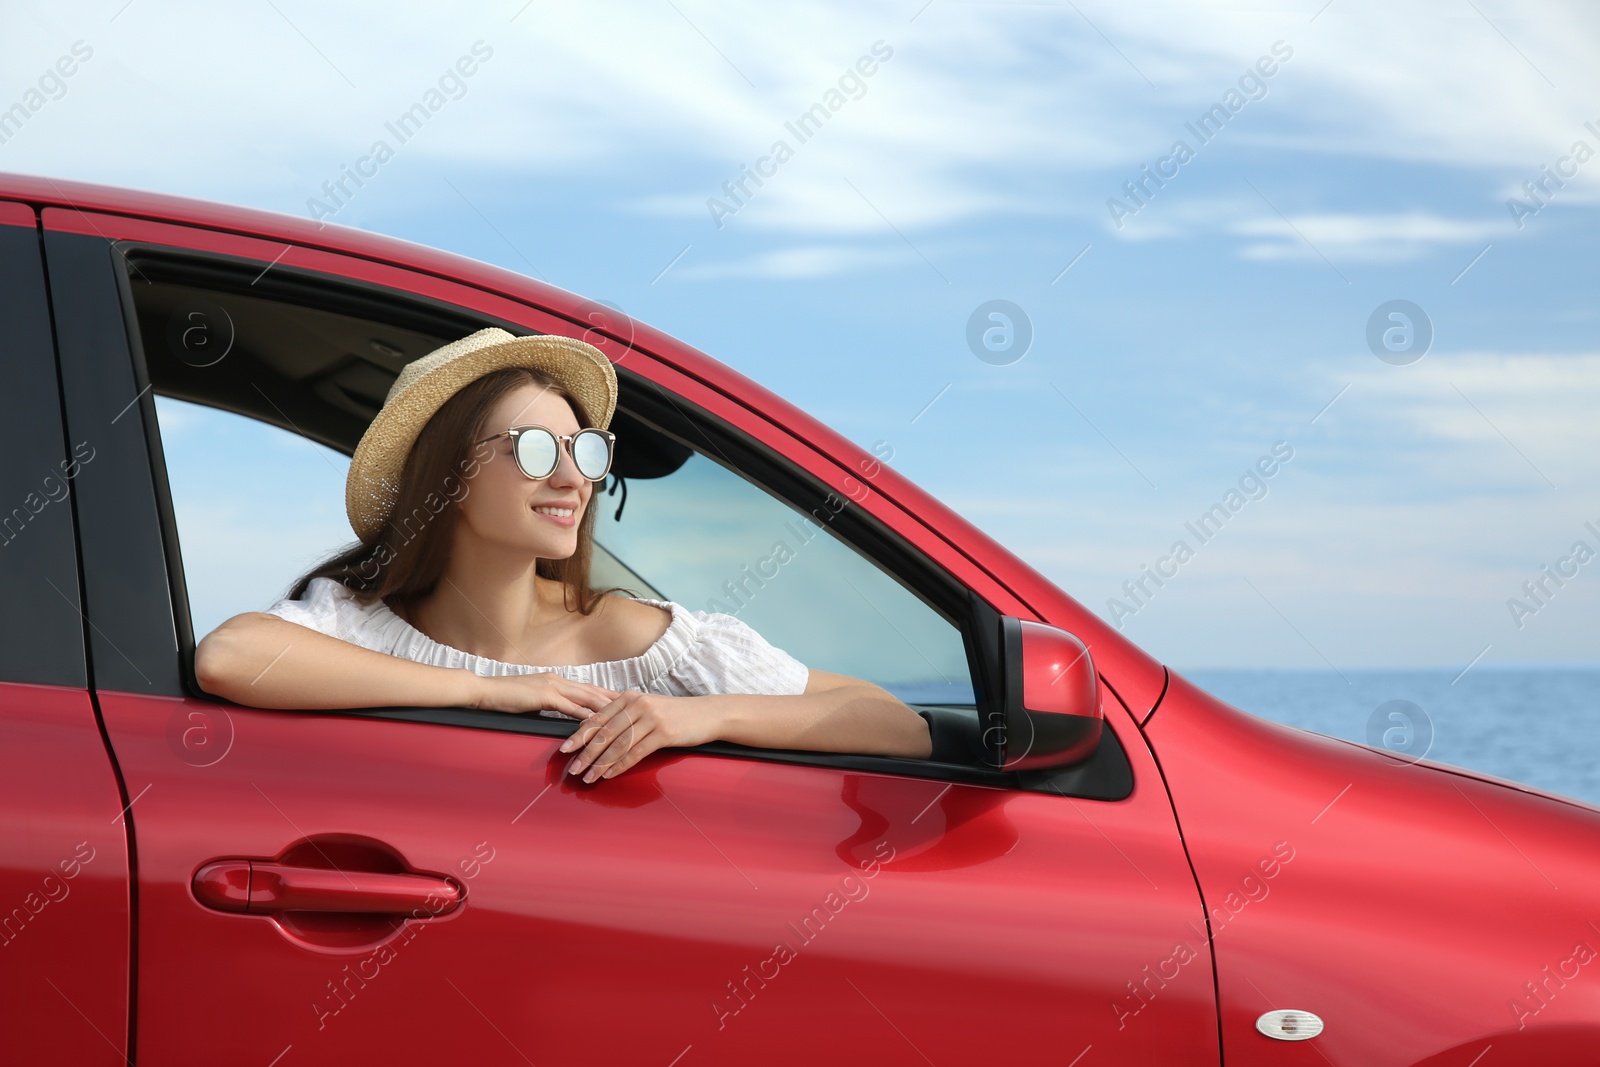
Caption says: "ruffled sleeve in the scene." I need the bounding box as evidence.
[262,577,397,655]
[659,609,810,697]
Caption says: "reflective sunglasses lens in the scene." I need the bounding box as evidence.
[514,428,559,479]
[572,430,612,481]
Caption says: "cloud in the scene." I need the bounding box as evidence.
[1108,193,1506,257]
[1231,210,1502,261]
[669,243,909,279]
[7,0,1599,239]
[1335,350,1600,489]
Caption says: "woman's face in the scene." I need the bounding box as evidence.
[454,382,594,560]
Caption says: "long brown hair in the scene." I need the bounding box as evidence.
[287,366,626,619]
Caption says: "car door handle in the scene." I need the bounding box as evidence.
[193,861,463,915]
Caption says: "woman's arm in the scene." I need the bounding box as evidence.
[194,613,617,718]
[197,614,928,775]
[709,667,932,757]
[554,668,933,782]
[195,613,476,709]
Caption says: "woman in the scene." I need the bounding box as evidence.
[195,327,932,781]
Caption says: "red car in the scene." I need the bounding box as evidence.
[2,173,1595,1065]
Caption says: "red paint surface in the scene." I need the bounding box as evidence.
[0,683,131,1064]
[1146,670,1600,1064]
[102,691,1214,1065]
[0,199,34,226]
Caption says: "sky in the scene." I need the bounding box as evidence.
[4,0,1598,670]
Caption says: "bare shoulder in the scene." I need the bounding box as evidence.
[582,594,674,662]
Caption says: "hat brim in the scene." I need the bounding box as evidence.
[345,333,618,544]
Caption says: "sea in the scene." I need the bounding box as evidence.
[1182,667,1600,809]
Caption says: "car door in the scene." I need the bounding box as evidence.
[42,203,1220,1065]
[0,199,131,1064]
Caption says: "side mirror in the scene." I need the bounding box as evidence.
[984,618,1103,772]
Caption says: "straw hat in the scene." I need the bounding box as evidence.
[345,327,617,544]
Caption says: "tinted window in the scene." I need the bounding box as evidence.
[0,218,86,687]
[593,451,975,705]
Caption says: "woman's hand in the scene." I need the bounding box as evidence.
[559,691,725,782]
[469,671,622,720]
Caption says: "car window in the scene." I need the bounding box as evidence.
[158,395,976,709]
[153,395,353,643]
[593,451,976,706]
[124,249,977,737]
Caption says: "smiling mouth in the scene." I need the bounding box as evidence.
[531,503,580,528]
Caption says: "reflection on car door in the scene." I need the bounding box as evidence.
[40,209,1222,1064]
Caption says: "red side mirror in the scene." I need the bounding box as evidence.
[985,618,1103,771]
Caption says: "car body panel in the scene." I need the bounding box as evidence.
[0,684,132,1065]
[1144,670,1600,1064]
[100,687,1218,1065]
[0,200,131,1064]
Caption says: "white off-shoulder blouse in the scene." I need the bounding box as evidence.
[262,577,810,712]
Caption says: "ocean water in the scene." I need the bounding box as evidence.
[1180,667,1600,809]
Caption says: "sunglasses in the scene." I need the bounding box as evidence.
[474,425,616,482]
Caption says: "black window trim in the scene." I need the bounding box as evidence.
[0,206,90,687]
[110,240,1132,800]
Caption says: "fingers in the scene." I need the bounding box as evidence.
[559,705,606,755]
[564,680,621,710]
[596,732,664,780]
[567,703,638,771]
[550,699,597,720]
[476,673,621,716]
[559,689,639,747]
[561,698,657,782]
[553,691,676,781]
[579,721,659,783]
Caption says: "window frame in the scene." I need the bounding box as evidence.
[0,204,87,688]
[107,240,1132,799]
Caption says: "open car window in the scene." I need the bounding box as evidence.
[125,249,983,754]
[157,392,976,713]
[152,395,352,643]
[146,394,694,649]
